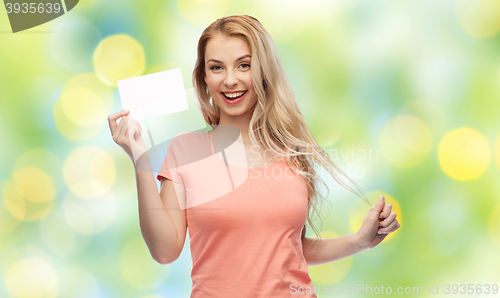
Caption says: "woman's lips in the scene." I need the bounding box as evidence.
[222,91,247,104]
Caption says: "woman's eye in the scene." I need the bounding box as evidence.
[210,65,222,70]
[240,63,250,69]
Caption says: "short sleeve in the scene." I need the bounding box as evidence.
[156,156,184,184]
[156,134,184,184]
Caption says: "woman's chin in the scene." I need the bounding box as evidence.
[221,106,252,117]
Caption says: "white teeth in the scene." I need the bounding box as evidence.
[224,91,245,98]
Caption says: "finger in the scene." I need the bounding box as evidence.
[378,219,398,234]
[370,195,385,214]
[379,202,393,219]
[108,109,130,134]
[128,117,142,131]
[379,211,397,228]
[128,122,142,140]
[115,116,129,143]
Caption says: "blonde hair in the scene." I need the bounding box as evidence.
[193,15,371,242]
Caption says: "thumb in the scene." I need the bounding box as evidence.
[370,195,385,213]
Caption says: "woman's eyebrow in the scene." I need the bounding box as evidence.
[206,54,251,64]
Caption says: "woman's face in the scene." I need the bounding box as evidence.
[204,34,258,119]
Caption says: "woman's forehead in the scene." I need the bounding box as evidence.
[205,35,251,62]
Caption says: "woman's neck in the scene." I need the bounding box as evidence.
[217,105,255,145]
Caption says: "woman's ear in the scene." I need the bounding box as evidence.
[204,74,207,85]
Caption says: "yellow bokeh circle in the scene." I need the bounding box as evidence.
[5,257,58,298]
[437,127,490,181]
[13,167,56,202]
[54,73,113,141]
[177,0,229,27]
[13,149,64,193]
[60,88,107,127]
[53,100,101,142]
[307,231,352,284]
[119,238,170,289]
[379,114,432,168]
[0,182,21,233]
[63,146,116,199]
[93,34,146,87]
[3,168,56,221]
[455,0,500,38]
[349,190,402,244]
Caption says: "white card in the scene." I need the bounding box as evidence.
[117,68,189,120]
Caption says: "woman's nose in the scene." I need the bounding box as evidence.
[224,70,238,87]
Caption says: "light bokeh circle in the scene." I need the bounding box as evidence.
[53,100,103,141]
[5,257,58,298]
[13,149,64,193]
[3,168,56,221]
[437,127,490,181]
[455,0,500,38]
[13,167,56,202]
[57,265,100,298]
[0,181,21,233]
[400,99,449,141]
[379,114,432,168]
[54,73,114,141]
[93,34,146,87]
[60,87,107,127]
[62,192,117,235]
[63,146,116,199]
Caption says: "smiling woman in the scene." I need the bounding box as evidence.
[107,14,400,298]
[204,36,258,114]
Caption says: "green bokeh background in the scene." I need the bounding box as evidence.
[1,0,500,297]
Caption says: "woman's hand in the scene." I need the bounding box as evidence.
[108,109,147,165]
[355,195,400,250]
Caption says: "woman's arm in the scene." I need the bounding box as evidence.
[108,110,187,265]
[302,233,366,266]
[135,157,187,265]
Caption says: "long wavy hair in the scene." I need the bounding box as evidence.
[192,15,370,244]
